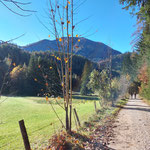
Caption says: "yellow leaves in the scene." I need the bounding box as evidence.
[48,35,50,38]
[49,66,53,70]
[68,136,72,140]
[75,140,79,144]
[46,96,48,101]
[10,66,23,79]
[57,96,61,100]
[68,34,71,37]
[64,58,68,63]
[59,38,62,42]
[68,1,70,4]
[67,20,70,24]
[65,6,68,9]
[64,27,66,29]
[51,54,54,57]
[76,34,79,37]
[61,82,64,87]
[57,57,61,61]
[61,18,63,21]
[78,39,80,42]
[63,75,65,78]
[13,62,16,66]
[45,83,48,86]
[34,78,37,82]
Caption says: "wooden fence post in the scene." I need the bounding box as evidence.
[19,120,31,150]
[73,108,81,127]
[94,101,97,113]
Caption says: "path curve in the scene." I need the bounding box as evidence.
[109,98,150,150]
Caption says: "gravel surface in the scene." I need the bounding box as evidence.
[109,98,150,150]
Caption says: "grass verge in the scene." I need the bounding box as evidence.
[141,97,150,105]
[45,98,128,150]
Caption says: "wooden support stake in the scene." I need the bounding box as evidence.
[73,108,81,127]
[19,120,31,150]
[73,109,78,131]
[99,101,101,107]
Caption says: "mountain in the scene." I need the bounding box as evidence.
[22,37,121,62]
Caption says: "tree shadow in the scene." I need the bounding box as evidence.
[122,106,150,113]
[93,142,115,150]
[72,95,100,101]
[126,104,150,108]
[128,99,142,103]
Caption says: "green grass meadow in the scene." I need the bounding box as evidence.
[0,95,100,149]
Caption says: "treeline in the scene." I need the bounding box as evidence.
[119,0,150,99]
[0,44,96,96]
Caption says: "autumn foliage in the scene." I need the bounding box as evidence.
[138,63,149,85]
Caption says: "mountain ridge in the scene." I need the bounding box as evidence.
[22,37,121,62]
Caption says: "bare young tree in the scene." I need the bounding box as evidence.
[46,0,76,132]
[35,0,90,133]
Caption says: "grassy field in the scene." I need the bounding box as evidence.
[0,95,100,149]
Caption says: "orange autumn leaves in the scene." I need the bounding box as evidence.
[48,131,85,150]
[45,96,61,101]
[13,62,16,66]
[138,64,148,85]
[59,38,62,42]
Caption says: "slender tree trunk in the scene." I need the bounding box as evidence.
[69,0,74,133]
[65,106,69,131]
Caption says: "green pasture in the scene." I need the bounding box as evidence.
[0,95,100,149]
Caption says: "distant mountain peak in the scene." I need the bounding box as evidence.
[22,37,121,62]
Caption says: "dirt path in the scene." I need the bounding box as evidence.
[109,98,150,150]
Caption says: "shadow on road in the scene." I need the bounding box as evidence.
[126,104,150,108]
[122,106,150,113]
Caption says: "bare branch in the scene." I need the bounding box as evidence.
[0,33,26,45]
[35,14,55,37]
[0,0,36,16]
[3,0,31,5]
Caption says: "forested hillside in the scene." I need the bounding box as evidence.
[0,44,98,96]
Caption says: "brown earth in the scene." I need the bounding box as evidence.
[109,97,150,150]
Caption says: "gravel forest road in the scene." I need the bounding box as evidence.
[109,98,150,150]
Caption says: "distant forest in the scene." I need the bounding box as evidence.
[0,43,126,97]
[0,44,99,96]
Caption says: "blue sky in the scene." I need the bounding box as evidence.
[0,0,137,53]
